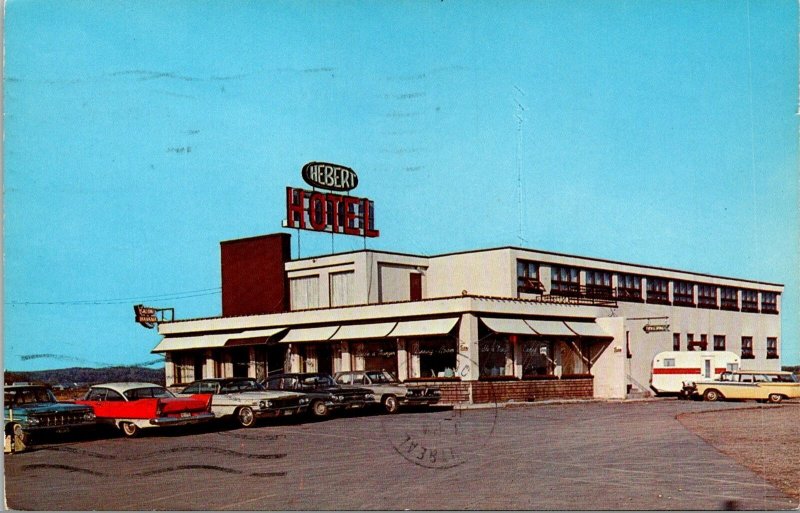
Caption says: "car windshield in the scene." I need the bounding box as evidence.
[123,387,175,400]
[5,387,57,406]
[301,375,334,388]
[366,371,396,384]
[220,380,264,393]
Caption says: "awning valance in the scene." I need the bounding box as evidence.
[227,327,287,340]
[329,322,398,341]
[225,327,287,347]
[564,321,612,338]
[525,319,575,337]
[480,317,535,336]
[152,334,230,353]
[279,325,341,344]
[387,317,459,338]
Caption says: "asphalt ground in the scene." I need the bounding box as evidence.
[3,400,798,510]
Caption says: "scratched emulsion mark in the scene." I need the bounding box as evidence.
[380,349,499,469]
[39,445,285,461]
[214,431,285,441]
[23,462,285,479]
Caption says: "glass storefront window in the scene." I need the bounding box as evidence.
[521,340,555,377]
[359,341,397,374]
[418,338,457,378]
[479,336,513,377]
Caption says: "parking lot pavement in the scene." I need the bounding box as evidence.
[5,400,797,510]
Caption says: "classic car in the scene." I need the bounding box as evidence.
[264,373,374,418]
[682,370,800,403]
[333,370,442,413]
[4,384,96,452]
[177,377,310,427]
[74,382,214,437]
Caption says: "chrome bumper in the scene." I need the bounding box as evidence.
[149,412,216,426]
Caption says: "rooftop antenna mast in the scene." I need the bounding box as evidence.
[514,86,528,245]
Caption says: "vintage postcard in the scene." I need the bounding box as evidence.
[3,1,798,510]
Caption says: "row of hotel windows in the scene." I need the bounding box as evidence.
[671,333,779,359]
[517,261,779,313]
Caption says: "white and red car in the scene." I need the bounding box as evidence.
[75,382,214,437]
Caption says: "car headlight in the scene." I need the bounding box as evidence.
[266,400,273,408]
[84,412,96,421]
[259,401,267,409]
[335,395,344,401]
[299,397,309,405]
[366,393,374,400]
[26,417,40,426]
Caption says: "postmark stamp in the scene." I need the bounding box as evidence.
[380,349,499,469]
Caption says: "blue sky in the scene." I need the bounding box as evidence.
[4,0,798,370]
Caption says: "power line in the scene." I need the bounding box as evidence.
[5,287,221,306]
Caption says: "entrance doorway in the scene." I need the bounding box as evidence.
[231,347,250,378]
[266,344,286,377]
[316,344,333,375]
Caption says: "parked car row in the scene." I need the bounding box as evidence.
[4,371,442,452]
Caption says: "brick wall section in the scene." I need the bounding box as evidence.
[433,382,471,403]
[429,379,593,405]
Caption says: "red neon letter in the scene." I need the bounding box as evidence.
[286,187,306,229]
[308,192,328,231]
[327,193,343,233]
[343,196,359,235]
[362,198,379,237]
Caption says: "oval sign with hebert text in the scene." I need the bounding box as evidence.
[302,162,359,192]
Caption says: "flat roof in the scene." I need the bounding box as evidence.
[289,244,784,287]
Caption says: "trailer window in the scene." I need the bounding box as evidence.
[663,358,675,367]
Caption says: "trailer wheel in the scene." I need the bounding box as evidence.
[703,389,722,402]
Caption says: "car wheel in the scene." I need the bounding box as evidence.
[311,400,329,418]
[703,389,722,402]
[382,395,399,414]
[120,422,140,438]
[236,407,256,428]
[767,393,783,404]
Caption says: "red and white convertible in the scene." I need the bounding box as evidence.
[75,382,214,437]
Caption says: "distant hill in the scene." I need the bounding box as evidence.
[4,366,165,387]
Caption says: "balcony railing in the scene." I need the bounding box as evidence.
[616,287,643,302]
[538,285,617,307]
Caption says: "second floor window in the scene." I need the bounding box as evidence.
[761,292,778,313]
[585,270,612,298]
[517,261,543,293]
[617,273,642,301]
[673,281,694,306]
[741,336,754,359]
[551,266,580,296]
[741,290,759,312]
[697,285,717,308]
[720,287,738,310]
[766,338,778,359]
[647,278,669,304]
[713,335,726,351]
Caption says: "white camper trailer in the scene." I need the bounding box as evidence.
[650,351,740,395]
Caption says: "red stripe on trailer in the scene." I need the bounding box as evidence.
[652,368,701,374]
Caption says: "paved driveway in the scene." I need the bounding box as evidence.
[4,400,797,510]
